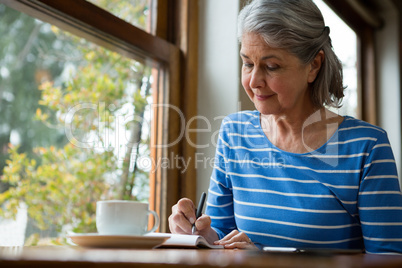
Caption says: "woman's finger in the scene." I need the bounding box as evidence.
[225,231,250,244]
[168,212,193,234]
[194,214,211,232]
[176,198,196,224]
[215,230,240,243]
[223,241,257,250]
[216,231,256,250]
[169,198,196,234]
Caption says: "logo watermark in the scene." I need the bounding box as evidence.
[62,102,341,168]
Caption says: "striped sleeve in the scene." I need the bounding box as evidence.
[206,117,236,239]
[359,131,402,254]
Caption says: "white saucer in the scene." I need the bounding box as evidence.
[68,233,169,249]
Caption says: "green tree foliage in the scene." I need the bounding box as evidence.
[0,5,67,191]
[87,0,150,30]
[0,1,153,243]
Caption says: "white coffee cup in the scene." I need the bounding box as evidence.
[96,200,159,236]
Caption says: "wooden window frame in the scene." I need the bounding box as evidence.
[1,0,198,232]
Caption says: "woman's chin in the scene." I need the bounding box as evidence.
[255,105,278,115]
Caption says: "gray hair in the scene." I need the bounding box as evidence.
[238,0,344,108]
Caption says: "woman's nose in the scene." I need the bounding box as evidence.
[249,68,265,89]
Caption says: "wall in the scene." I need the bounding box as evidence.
[196,0,241,199]
[376,0,402,179]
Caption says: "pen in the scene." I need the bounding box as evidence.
[192,192,206,234]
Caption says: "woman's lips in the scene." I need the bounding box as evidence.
[255,94,273,101]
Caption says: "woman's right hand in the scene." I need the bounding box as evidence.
[168,198,219,244]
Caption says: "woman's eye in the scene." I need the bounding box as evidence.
[266,65,279,71]
[243,63,253,68]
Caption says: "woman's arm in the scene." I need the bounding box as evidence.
[359,132,402,254]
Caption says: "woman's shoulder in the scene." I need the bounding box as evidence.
[223,110,260,123]
[339,116,388,140]
[220,110,261,134]
[340,116,386,132]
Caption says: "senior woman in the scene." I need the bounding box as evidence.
[169,0,402,253]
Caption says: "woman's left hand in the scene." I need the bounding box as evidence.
[214,230,258,250]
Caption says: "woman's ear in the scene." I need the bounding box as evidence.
[307,50,324,83]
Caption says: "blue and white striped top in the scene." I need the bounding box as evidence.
[206,110,402,254]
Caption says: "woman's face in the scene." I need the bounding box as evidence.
[240,32,320,116]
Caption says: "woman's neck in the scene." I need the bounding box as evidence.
[260,108,343,153]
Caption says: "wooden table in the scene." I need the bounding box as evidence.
[1,246,402,268]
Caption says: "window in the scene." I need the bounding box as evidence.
[313,0,358,118]
[0,0,197,245]
[321,0,381,125]
[86,0,155,34]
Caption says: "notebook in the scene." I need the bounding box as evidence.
[146,233,224,249]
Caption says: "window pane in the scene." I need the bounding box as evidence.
[0,4,157,246]
[86,0,156,34]
[313,0,358,118]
